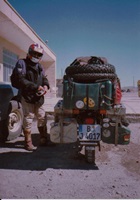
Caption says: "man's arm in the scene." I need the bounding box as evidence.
[17,59,38,92]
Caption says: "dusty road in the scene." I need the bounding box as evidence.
[0,121,140,199]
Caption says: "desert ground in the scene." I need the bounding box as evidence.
[0,91,140,199]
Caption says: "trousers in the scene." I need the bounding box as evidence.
[21,97,46,131]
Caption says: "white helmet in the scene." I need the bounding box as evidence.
[28,43,44,63]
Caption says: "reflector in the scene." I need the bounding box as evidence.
[124,134,130,141]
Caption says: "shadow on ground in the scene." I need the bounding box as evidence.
[0,133,99,171]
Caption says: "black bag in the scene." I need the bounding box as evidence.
[10,59,42,89]
[10,59,26,89]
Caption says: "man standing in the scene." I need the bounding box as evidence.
[13,43,50,151]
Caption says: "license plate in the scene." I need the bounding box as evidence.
[78,124,101,141]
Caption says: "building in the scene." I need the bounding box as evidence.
[0,0,56,101]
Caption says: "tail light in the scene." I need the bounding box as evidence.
[85,118,94,124]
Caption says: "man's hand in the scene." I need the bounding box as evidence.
[43,85,49,94]
[36,85,48,96]
[37,85,49,96]
[38,86,44,91]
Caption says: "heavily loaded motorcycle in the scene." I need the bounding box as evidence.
[50,56,131,164]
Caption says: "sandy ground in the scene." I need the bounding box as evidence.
[0,91,140,199]
[0,121,140,199]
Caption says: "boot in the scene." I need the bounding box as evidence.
[38,126,47,146]
[38,125,55,146]
[24,129,36,151]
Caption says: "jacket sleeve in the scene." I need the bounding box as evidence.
[41,66,50,90]
[42,75,50,90]
[17,59,38,92]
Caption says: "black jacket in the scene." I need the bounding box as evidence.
[16,57,50,105]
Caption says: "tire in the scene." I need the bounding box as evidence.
[0,100,23,142]
[0,119,8,142]
[6,100,23,141]
[85,146,95,164]
[70,73,117,83]
[65,64,116,75]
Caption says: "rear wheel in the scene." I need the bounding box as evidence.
[85,146,95,164]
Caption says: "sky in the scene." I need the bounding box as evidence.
[8,0,140,87]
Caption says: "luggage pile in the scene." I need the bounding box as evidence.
[65,56,117,83]
[64,56,122,106]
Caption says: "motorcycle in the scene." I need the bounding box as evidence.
[50,57,131,164]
